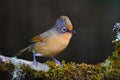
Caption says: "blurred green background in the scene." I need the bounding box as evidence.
[0,0,120,79]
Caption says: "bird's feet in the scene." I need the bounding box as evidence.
[32,51,42,65]
[51,57,62,68]
[32,58,40,65]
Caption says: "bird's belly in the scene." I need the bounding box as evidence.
[33,43,66,57]
[33,36,70,57]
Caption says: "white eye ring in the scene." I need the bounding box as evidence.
[61,27,67,32]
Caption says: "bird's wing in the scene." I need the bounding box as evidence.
[32,35,43,42]
[30,30,50,44]
[30,35,45,44]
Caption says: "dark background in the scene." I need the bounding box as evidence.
[0,0,120,79]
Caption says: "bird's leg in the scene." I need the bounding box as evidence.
[51,57,62,68]
[32,51,42,64]
[33,51,37,63]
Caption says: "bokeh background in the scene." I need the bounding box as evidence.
[0,0,120,79]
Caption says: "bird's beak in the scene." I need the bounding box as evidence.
[69,30,76,33]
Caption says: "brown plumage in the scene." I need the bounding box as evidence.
[17,16,75,65]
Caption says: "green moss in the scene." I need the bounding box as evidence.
[0,51,120,80]
[0,63,14,71]
[44,61,105,80]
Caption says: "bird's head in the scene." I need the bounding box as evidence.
[53,16,76,34]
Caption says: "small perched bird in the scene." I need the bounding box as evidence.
[17,16,75,66]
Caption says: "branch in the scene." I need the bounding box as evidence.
[0,52,120,80]
[0,55,49,72]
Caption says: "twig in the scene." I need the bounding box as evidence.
[0,55,49,72]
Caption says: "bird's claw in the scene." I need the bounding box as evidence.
[51,57,62,68]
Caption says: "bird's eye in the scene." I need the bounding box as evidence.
[61,27,67,32]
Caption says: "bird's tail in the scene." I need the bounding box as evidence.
[16,46,31,56]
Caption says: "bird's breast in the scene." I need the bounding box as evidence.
[33,32,72,57]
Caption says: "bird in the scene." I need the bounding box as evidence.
[17,16,75,67]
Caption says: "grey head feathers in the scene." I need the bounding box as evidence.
[53,16,74,34]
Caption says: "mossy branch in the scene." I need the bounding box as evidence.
[0,50,120,80]
[0,55,49,72]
